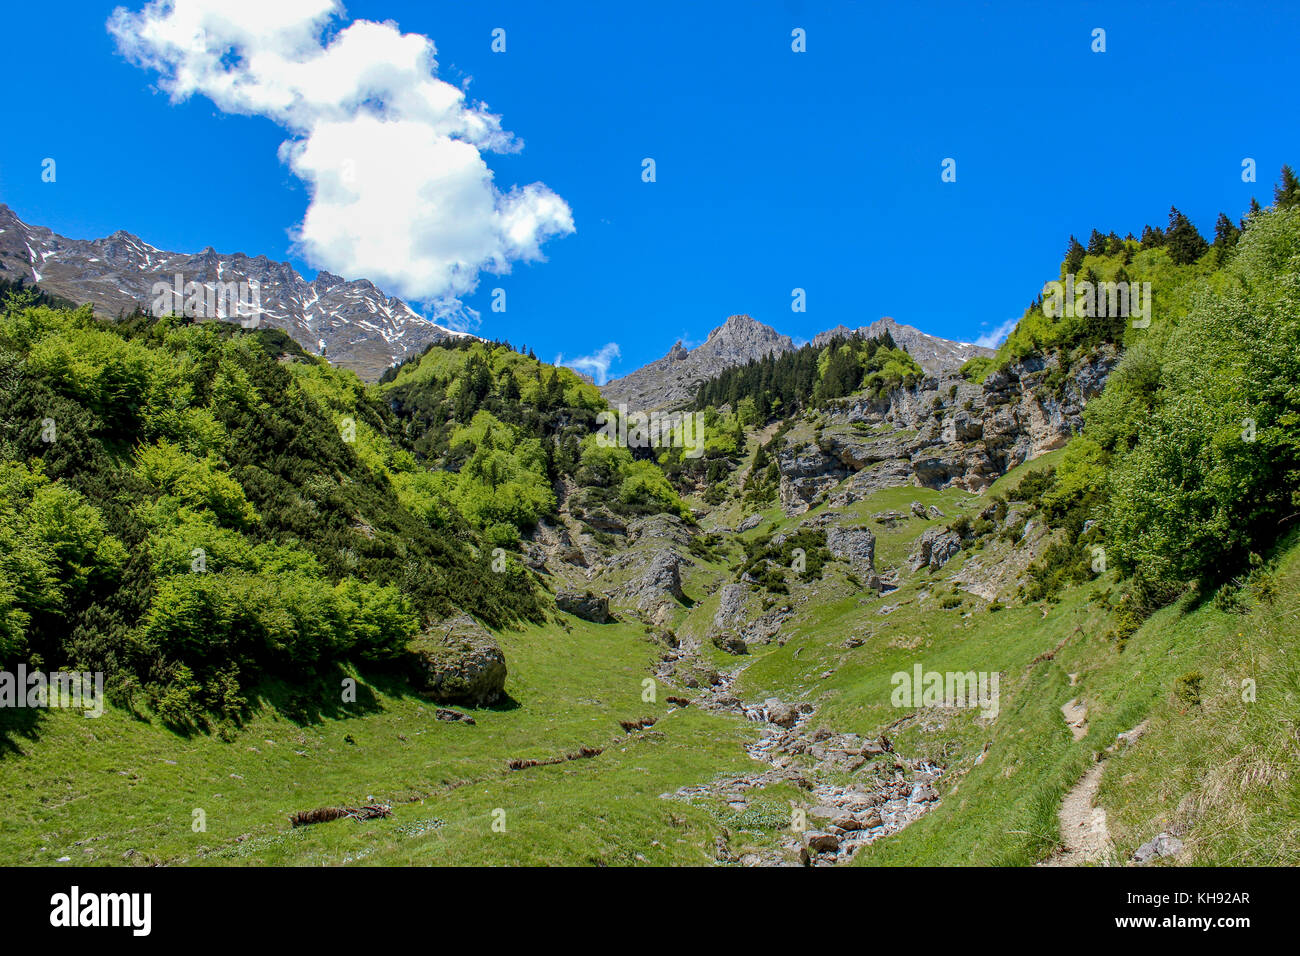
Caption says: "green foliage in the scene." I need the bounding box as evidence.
[376,337,692,528]
[1104,205,1300,595]
[1274,164,1300,210]
[738,529,829,593]
[1063,234,1086,275]
[1173,670,1204,708]
[959,355,997,383]
[619,459,690,518]
[0,305,550,721]
[695,331,922,419]
[1022,542,1092,603]
[0,460,127,659]
[135,440,258,528]
[1040,437,1106,534]
[139,571,416,669]
[1165,206,1210,266]
[446,411,556,542]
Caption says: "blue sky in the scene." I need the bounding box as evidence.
[2,1,1298,382]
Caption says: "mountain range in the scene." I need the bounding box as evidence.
[0,203,467,381]
[0,202,994,394]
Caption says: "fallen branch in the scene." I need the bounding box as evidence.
[290,803,392,827]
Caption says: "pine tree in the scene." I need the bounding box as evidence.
[1064,235,1086,275]
[1140,224,1166,248]
[1213,212,1242,264]
[1275,164,1300,210]
[1086,229,1108,256]
[1241,197,1262,230]
[1165,206,1209,265]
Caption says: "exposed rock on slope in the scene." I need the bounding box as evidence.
[556,589,614,623]
[826,525,882,587]
[601,314,794,411]
[777,346,1118,515]
[614,549,690,623]
[908,526,963,572]
[0,203,468,381]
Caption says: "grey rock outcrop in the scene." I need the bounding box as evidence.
[556,588,613,623]
[615,549,689,621]
[775,345,1119,514]
[908,526,963,572]
[826,525,881,588]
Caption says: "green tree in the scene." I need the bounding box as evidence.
[1275,164,1300,210]
[1213,212,1241,263]
[1165,206,1209,265]
[1063,235,1086,274]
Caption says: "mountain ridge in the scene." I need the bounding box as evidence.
[602,312,993,411]
[0,202,470,381]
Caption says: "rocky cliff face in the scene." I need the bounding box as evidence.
[601,314,795,411]
[777,346,1119,515]
[0,203,468,381]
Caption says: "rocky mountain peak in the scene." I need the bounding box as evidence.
[603,311,995,411]
[708,313,761,339]
[602,314,795,411]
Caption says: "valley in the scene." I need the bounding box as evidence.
[2,180,1299,868]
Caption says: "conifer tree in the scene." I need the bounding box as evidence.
[1213,212,1242,264]
[1165,206,1208,265]
[1086,229,1107,256]
[1140,224,1166,248]
[1275,164,1300,210]
[1241,197,1262,230]
[1064,235,1086,275]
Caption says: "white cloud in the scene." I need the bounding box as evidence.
[555,343,620,385]
[109,0,573,319]
[975,316,1019,348]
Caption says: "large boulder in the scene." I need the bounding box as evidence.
[765,698,798,728]
[711,632,748,655]
[556,588,613,623]
[408,613,507,707]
